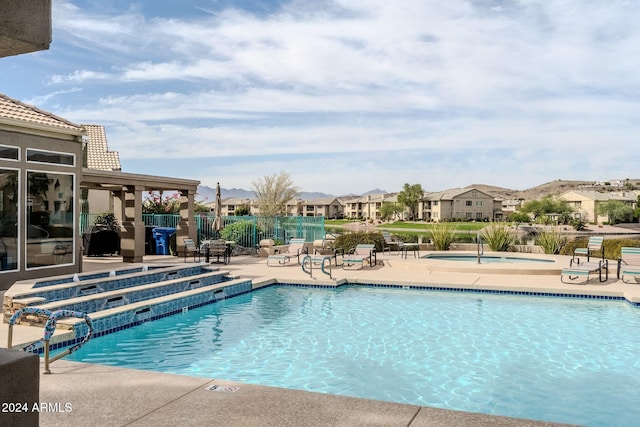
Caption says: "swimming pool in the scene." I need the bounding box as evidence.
[422,254,555,263]
[67,285,640,427]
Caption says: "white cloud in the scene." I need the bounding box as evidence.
[14,0,640,194]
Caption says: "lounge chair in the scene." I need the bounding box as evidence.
[343,244,376,269]
[313,239,334,255]
[618,247,640,284]
[572,236,604,263]
[382,232,403,254]
[267,238,307,266]
[561,259,608,284]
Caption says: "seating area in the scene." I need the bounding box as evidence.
[618,247,640,284]
[183,238,231,264]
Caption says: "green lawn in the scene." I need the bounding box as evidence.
[324,219,353,226]
[325,219,495,232]
[378,221,489,231]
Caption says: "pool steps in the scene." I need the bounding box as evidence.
[54,276,252,345]
[6,265,209,309]
[3,264,253,352]
[30,269,232,315]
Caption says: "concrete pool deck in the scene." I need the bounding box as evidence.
[5,250,635,426]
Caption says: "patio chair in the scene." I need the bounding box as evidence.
[183,238,200,262]
[343,244,376,270]
[572,236,604,263]
[208,239,230,264]
[618,247,640,283]
[382,231,403,254]
[267,238,308,266]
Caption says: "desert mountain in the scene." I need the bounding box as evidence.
[197,180,638,203]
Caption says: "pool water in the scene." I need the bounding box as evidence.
[67,286,640,427]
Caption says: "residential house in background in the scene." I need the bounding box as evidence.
[560,190,638,223]
[219,197,252,216]
[340,194,394,220]
[501,198,524,215]
[301,197,343,218]
[342,196,365,219]
[420,187,496,222]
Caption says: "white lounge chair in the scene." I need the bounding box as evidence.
[573,236,604,263]
[561,259,608,284]
[618,247,640,284]
[343,244,376,269]
[267,238,307,266]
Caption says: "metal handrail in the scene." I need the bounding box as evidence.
[477,234,484,264]
[301,255,333,279]
[8,307,94,374]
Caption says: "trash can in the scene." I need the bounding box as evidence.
[152,227,176,255]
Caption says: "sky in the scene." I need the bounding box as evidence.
[2,0,640,196]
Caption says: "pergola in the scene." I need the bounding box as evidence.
[81,169,200,263]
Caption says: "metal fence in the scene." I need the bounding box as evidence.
[80,213,325,250]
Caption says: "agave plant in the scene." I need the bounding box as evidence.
[536,229,568,254]
[428,223,455,251]
[480,225,517,252]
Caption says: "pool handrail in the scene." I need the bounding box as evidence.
[477,234,484,263]
[301,254,333,279]
[8,307,94,374]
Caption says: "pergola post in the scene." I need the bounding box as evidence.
[120,185,145,262]
[176,189,198,257]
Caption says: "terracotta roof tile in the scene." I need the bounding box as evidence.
[83,124,122,171]
[0,93,83,132]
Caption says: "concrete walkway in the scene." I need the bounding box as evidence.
[6,250,629,426]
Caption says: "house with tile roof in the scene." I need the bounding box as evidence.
[0,93,85,285]
[0,93,200,289]
[301,197,343,218]
[420,187,496,222]
[559,190,638,224]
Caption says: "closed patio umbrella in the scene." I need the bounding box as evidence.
[213,182,223,237]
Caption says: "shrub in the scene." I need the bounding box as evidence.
[509,212,531,223]
[536,229,568,254]
[571,219,586,231]
[94,212,119,230]
[334,232,384,253]
[220,220,255,248]
[480,225,516,252]
[428,224,455,251]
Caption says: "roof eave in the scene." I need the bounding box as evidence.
[0,117,85,140]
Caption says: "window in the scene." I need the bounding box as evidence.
[27,149,75,166]
[0,169,18,272]
[465,200,472,206]
[476,201,483,207]
[0,145,19,160]
[26,171,74,269]
[476,212,483,219]
[433,201,439,206]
